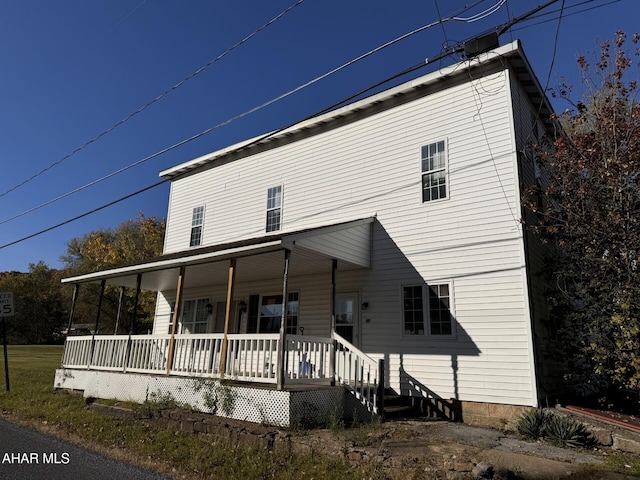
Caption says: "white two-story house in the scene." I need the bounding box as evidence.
[55,39,555,427]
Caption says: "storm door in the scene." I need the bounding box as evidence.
[335,292,359,347]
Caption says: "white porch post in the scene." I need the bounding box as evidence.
[276,249,291,391]
[166,266,186,375]
[330,258,337,386]
[220,258,237,377]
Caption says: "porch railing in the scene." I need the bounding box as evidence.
[62,333,330,385]
[286,334,333,382]
[61,332,383,413]
[332,331,382,415]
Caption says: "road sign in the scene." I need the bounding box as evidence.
[0,292,10,391]
[0,292,14,317]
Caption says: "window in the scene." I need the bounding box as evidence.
[180,298,210,334]
[421,140,447,202]
[402,283,454,336]
[266,186,282,232]
[259,293,298,334]
[428,284,453,335]
[190,206,204,247]
[403,286,424,335]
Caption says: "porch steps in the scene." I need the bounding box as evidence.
[381,389,461,422]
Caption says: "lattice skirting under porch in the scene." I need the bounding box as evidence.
[54,369,371,427]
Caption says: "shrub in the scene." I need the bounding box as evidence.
[544,414,593,448]
[517,408,551,440]
[516,408,593,448]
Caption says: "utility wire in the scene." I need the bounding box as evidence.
[0,0,306,199]
[0,181,168,250]
[1,0,566,251]
[81,0,147,56]
[510,0,620,33]
[0,0,504,227]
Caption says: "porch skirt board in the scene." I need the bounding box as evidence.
[54,369,367,427]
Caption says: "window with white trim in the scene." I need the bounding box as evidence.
[189,206,204,247]
[402,283,454,336]
[428,284,453,335]
[266,186,282,232]
[402,285,424,335]
[180,298,210,334]
[259,292,298,334]
[421,140,447,202]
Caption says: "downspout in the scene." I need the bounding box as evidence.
[276,249,291,391]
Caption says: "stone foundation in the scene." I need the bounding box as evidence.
[458,400,529,429]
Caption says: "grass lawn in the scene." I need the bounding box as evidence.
[2,345,640,480]
[0,345,369,480]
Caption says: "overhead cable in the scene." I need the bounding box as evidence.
[0,0,306,199]
[0,0,504,226]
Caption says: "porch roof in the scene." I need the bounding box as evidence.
[61,217,374,290]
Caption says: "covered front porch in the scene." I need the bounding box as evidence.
[55,218,384,425]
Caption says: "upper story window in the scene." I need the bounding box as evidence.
[402,283,454,337]
[266,186,282,232]
[421,140,447,202]
[190,206,204,247]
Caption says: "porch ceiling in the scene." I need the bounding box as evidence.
[61,217,374,291]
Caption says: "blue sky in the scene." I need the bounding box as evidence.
[0,0,636,272]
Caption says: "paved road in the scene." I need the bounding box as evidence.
[0,417,172,480]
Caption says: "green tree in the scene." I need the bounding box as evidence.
[61,213,166,334]
[523,32,640,395]
[0,263,67,344]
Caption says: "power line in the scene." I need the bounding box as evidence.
[0,0,571,251]
[81,0,148,56]
[510,0,621,33]
[0,180,168,250]
[0,0,505,227]
[0,0,306,200]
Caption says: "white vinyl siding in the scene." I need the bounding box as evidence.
[159,67,538,407]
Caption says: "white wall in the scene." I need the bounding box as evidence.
[158,68,539,406]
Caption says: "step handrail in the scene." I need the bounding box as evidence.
[331,331,382,415]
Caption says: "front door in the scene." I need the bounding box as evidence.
[335,292,360,347]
